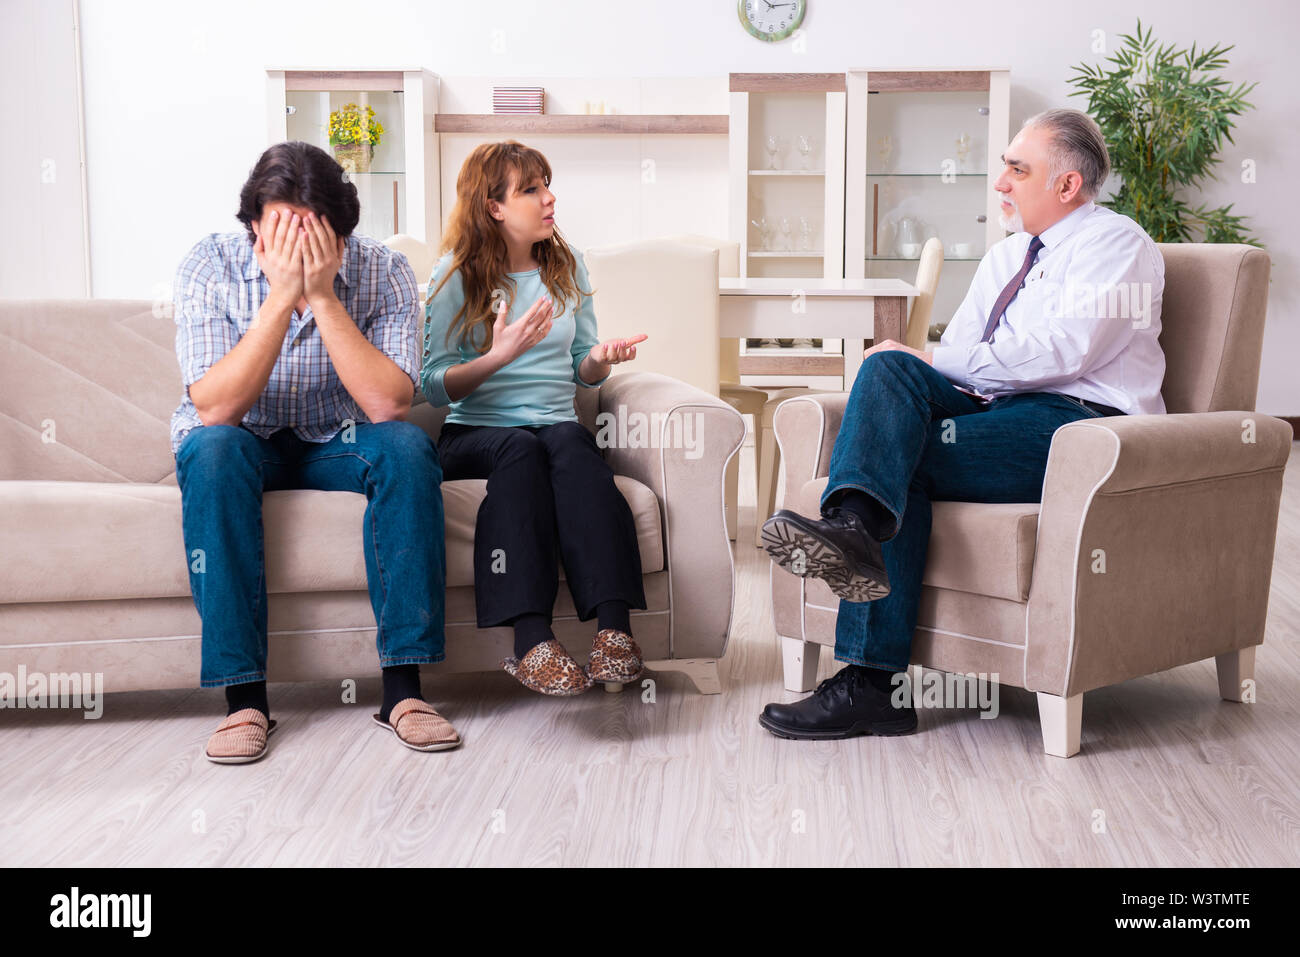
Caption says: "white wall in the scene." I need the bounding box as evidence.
[72,0,1300,414]
[1,0,88,297]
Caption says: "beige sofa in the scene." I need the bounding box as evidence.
[769,243,1292,755]
[0,300,745,695]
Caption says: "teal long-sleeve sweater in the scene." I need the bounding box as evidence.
[420,246,607,427]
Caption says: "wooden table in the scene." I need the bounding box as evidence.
[718,277,919,386]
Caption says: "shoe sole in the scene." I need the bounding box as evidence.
[761,514,891,603]
[371,713,462,752]
[204,718,277,765]
[586,664,645,684]
[758,712,917,740]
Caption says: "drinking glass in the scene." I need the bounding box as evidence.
[796,134,814,170]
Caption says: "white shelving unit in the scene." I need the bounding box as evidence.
[729,73,848,389]
[265,69,441,245]
[844,67,1010,361]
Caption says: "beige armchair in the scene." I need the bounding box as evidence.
[768,244,1290,756]
[0,300,743,696]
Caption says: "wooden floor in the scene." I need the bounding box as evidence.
[3,440,1299,867]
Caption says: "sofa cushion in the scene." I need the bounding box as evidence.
[0,477,664,603]
[799,478,1039,602]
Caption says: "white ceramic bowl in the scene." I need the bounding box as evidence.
[953,242,973,258]
[898,242,922,259]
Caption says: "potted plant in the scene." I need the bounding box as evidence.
[328,103,384,174]
[1068,20,1260,244]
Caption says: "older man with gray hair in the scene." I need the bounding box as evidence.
[759,108,1166,740]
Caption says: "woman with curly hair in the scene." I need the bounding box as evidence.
[422,141,648,696]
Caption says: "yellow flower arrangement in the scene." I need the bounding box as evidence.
[328,103,385,147]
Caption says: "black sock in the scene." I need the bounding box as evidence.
[512,613,554,659]
[225,680,269,720]
[846,664,904,694]
[829,490,894,540]
[380,664,422,723]
[595,600,631,635]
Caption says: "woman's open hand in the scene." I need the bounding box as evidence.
[589,334,648,365]
[488,294,554,365]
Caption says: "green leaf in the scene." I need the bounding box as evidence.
[1063,19,1258,244]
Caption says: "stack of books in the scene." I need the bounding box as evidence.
[492,87,545,114]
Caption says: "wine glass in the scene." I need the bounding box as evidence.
[877,135,893,172]
[778,216,793,251]
[797,216,814,251]
[750,216,769,251]
[955,133,972,173]
[764,135,780,170]
[796,134,814,170]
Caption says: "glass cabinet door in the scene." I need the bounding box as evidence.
[866,91,991,266]
[285,88,406,241]
[846,70,1010,341]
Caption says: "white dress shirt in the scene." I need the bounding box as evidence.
[930,201,1166,415]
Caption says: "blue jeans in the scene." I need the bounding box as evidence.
[821,350,1112,672]
[175,421,446,687]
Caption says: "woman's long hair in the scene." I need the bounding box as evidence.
[433,141,590,354]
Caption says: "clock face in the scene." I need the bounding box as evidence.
[738,0,806,42]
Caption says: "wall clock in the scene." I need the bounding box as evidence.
[738,0,806,42]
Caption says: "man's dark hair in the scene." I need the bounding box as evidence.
[235,141,360,241]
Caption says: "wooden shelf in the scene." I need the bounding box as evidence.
[433,114,728,134]
[730,73,847,93]
[739,354,844,376]
[866,70,991,93]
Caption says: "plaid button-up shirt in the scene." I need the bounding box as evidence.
[169,231,420,454]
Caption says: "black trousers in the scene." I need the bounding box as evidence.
[437,419,647,628]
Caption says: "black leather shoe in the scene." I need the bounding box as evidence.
[759,666,917,739]
[761,507,891,602]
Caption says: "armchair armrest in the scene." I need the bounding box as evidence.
[598,371,745,660]
[1026,411,1292,697]
[770,392,850,512]
[767,392,849,640]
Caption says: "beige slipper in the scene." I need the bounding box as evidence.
[204,708,276,765]
[372,698,461,752]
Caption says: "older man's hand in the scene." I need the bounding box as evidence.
[864,339,933,364]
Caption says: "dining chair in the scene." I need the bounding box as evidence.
[382,233,438,306]
[662,234,767,541]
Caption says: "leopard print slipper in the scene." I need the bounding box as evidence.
[502,639,594,696]
[587,628,644,684]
